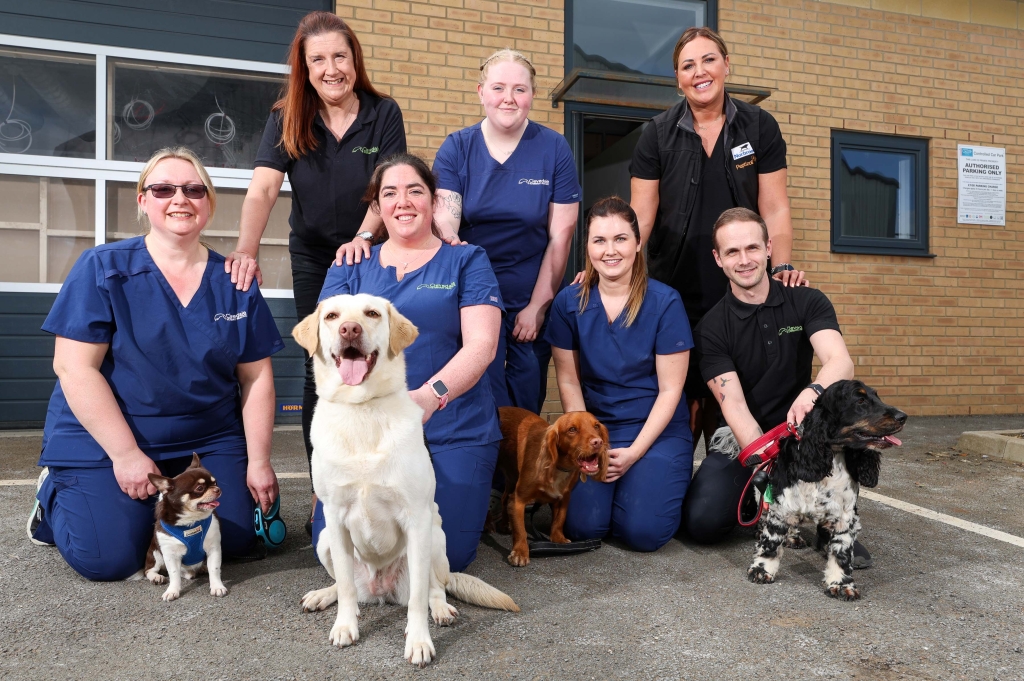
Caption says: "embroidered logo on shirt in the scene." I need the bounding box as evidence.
[778,325,803,336]
[518,178,550,186]
[731,142,755,160]
[214,311,248,322]
[490,296,499,303]
[735,158,756,170]
[416,281,457,290]
[352,146,380,154]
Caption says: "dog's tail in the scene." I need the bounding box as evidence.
[445,573,520,613]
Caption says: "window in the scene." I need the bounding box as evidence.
[0,36,294,292]
[831,131,930,257]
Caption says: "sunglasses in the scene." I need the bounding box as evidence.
[143,183,209,200]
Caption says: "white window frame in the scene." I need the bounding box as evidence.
[0,32,294,298]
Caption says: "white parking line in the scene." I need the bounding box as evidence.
[860,489,1024,549]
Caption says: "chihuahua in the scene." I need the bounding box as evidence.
[144,453,227,601]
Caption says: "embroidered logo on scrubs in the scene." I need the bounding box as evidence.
[416,281,457,291]
[490,296,499,303]
[352,146,379,154]
[518,178,550,186]
[731,142,755,160]
[214,311,248,322]
[778,325,803,336]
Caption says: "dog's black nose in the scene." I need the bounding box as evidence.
[893,410,907,424]
[339,321,362,340]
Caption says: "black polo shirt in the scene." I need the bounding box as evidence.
[695,279,841,432]
[630,94,787,321]
[254,90,406,269]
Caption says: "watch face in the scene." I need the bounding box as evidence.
[431,379,449,396]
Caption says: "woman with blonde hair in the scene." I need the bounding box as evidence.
[26,147,284,580]
[432,48,580,413]
[546,196,694,552]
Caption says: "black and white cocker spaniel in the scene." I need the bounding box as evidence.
[720,380,906,600]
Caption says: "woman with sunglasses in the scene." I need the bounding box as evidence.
[224,12,406,531]
[26,148,285,581]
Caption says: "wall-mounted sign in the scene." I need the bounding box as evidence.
[957,144,1005,226]
[279,403,302,413]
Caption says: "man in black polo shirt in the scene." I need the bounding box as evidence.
[680,208,871,566]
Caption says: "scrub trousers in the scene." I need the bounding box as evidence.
[32,450,255,581]
[487,307,551,413]
[313,441,499,573]
[679,448,753,544]
[564,435,693,552]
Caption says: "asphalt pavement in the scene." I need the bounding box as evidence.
[1,414,1023,680]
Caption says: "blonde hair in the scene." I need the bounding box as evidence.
[577,196,648,328]
[136,146,217,224]
[479,48,537,91]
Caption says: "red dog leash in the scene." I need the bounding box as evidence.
[737,422,801,527]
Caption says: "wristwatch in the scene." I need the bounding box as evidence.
[355,231,375,243]
[807,383,824,397]
[771,263,795,275]
[425,379,450,410]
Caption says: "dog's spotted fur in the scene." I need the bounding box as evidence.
[726,380,905,599]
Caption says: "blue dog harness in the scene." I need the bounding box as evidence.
[160,516,213,565]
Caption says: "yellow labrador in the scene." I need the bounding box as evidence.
[292,293,518,667]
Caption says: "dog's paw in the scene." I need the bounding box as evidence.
[210,585,228,597]
[405,636,436,668]
[161,587,181,602]
[747,565,776,584]
[301,585,338,612]
[785,533,808,550]
[826,583,860,601]
[329,616,359,647]
[430,600,458,626]
[146,571,167,585]
[507,547,530,567]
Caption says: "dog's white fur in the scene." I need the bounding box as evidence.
[292,293,517,667]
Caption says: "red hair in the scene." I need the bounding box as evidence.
[275,11,388,159]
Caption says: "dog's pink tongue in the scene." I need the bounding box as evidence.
[339,357,369,386]
[883,435,902,446]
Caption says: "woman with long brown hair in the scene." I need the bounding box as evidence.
[225,11,406,529]
[546,196,693,552]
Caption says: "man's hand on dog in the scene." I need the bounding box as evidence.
[113,450,160,499]
[605,446,641,483]
[787,388,818,428]
[247,460,279,514]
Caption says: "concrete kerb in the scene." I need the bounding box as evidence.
[957,429,1024,463]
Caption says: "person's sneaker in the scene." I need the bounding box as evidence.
[26,467,53,546]
[852,540,873,569]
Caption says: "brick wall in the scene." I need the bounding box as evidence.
[336,0,565,164]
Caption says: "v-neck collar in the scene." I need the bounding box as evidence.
[375,243,444,283]
[141,240,213,310]
[590,286,629,327]
[478,120,529,167]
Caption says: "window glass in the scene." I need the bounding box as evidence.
[109,60,283,168]
[0,47,95,158]
[107,182,293,288]
[839,149,916,240]
[572,0,705,77]
[0,175,94,283]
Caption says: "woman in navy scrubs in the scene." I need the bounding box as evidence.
[312,153,503,572]
[432,48,580,413]
[27,148,285,581]
[224,12,406,529]
[546,197,694,552]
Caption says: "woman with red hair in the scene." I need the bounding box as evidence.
[225,11,406,529]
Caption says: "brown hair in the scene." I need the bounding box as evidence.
[672,26,730,71]
[275,12,387,160]
[576,196,648,327]
[363,153,442,239]
[479,48,537,92]
[136,146,217,225]
[712,207,768,251]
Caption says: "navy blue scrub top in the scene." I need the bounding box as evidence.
[39,237,286,467]
[318,243,504,453]
[546,279,694,445]
[432,121,581,310]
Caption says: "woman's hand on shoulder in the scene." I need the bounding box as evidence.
[112,450,161,500]
[246,458,279,514]
[513,303,546,343]
[604,446,643,483]
[570,271,585,286]
[409,385,439,424]
[335,237,373,266]
[225,250,263,292]
[772,268,809,287]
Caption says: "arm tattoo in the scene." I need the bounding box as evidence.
[719,377,729,387]
[718,392,726,403]
[443,192,462,220]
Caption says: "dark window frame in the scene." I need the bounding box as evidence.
[830,130,932,257]
[565,0,718,78]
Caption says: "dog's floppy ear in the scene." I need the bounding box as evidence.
[596,421,610,483]
[188,452,202,469]
[545,425,560,471]
[785,395,839,484]
[387,302,419,358]
[846,448,881,488]
[292,305,321,356]
[148,473,173,494]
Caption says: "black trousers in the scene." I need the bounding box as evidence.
[679,449,752,544]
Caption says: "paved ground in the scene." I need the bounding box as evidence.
[2,415,1024,680]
